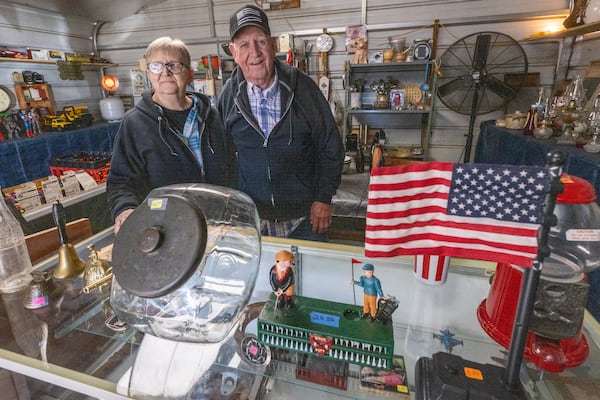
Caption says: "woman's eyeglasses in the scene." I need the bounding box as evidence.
[147,61,187,75]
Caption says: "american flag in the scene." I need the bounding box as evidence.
[364,162,551,267]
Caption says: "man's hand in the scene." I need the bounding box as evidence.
[310,201,332,234]
[114,209,134,235]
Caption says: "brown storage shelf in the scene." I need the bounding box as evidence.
[14,83,56,115]
[0,58,116,68]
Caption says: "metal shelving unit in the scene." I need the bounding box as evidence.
[343,60,437,161]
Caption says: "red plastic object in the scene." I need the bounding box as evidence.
[558,174,597,204]
[50,165,110,183]
[477,263,589,373]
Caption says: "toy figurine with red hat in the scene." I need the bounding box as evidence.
[270,249,295,309]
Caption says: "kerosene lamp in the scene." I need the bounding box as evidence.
[556,76,588,144]
[478,173,600,373]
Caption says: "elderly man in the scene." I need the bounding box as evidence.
[219,4,344,241]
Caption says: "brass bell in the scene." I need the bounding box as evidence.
[23,270,63,309]
[83,244,112,294]
[51,201,85,279]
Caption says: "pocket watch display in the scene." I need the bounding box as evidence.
[0,86,13,113]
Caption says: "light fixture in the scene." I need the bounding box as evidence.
[99,75,125,122]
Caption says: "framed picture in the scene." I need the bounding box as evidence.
[345,24,367,54]
[368,51,384,64]
[390,89,405,110]
[130,69,147,96]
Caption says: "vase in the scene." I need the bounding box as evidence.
[350,92,362,109]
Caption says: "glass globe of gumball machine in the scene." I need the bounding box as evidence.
[584,95,600,153]
[478,174,600,373]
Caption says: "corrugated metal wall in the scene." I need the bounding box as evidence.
[2,0,599,162]
[0,2,103,116]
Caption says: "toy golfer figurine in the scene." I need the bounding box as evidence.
[270,250,295,309]
[351,263,383,320]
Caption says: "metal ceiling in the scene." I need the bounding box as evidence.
[4,0,165,22]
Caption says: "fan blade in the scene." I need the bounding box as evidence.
[472,34,491,69]
[483,75,517,100]
[438,77,467,98]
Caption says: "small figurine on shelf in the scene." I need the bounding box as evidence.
[6,113,22,140]
[270,250,295,309]
[19,109,34,138]
[371,129,386,170]
[29,107,41,135]
[350,263,383,321]
[351,37,368,64]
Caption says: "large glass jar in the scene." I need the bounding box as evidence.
[110,184,261,343]
[542,175,600,281]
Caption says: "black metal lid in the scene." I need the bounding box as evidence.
[112,194,207,298]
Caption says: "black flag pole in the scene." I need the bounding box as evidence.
[502,151,565,390]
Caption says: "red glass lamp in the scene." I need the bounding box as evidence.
[99,75,125,122]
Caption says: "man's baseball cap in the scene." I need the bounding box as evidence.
[230,4,271,39]
[362,263,375,271]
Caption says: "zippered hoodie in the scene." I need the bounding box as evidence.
[107,89,236,221]
[218,59,344,221]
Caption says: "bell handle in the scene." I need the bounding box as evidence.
[52,201,68,245]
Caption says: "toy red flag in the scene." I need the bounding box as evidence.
[365,162,551,267]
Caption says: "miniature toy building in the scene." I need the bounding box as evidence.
[258,294,395,370]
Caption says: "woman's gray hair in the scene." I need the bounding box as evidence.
[145,36,191,67]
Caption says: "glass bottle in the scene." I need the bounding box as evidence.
[563,75,587,111]
[523,104,538,136]
[355,145,365,173]
[534,88,546,120]
[0,190,33,293]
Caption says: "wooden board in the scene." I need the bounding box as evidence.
[25,217,92,264]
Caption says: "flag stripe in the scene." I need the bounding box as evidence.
[365,162,549,267]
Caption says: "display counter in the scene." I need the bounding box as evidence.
[474,121,600,205]
[1,228,600,399]
[0,122,120,189]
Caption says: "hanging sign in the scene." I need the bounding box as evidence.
[57,61,84,80]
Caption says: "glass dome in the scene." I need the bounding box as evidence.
[542,175,600,281]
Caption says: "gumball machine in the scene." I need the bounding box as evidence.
[478,174,600,373]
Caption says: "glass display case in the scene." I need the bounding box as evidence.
[1,227,599,399]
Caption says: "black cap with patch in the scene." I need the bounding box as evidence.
[230,4,271,39]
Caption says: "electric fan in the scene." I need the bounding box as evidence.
[437,32,528,162]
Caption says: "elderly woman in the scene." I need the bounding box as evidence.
[107,36,236,233]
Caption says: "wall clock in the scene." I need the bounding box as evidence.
[316,33,334,53]
[0,86,13,113]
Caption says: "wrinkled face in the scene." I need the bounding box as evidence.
[146,49,193,99]
[230,26,276,89]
